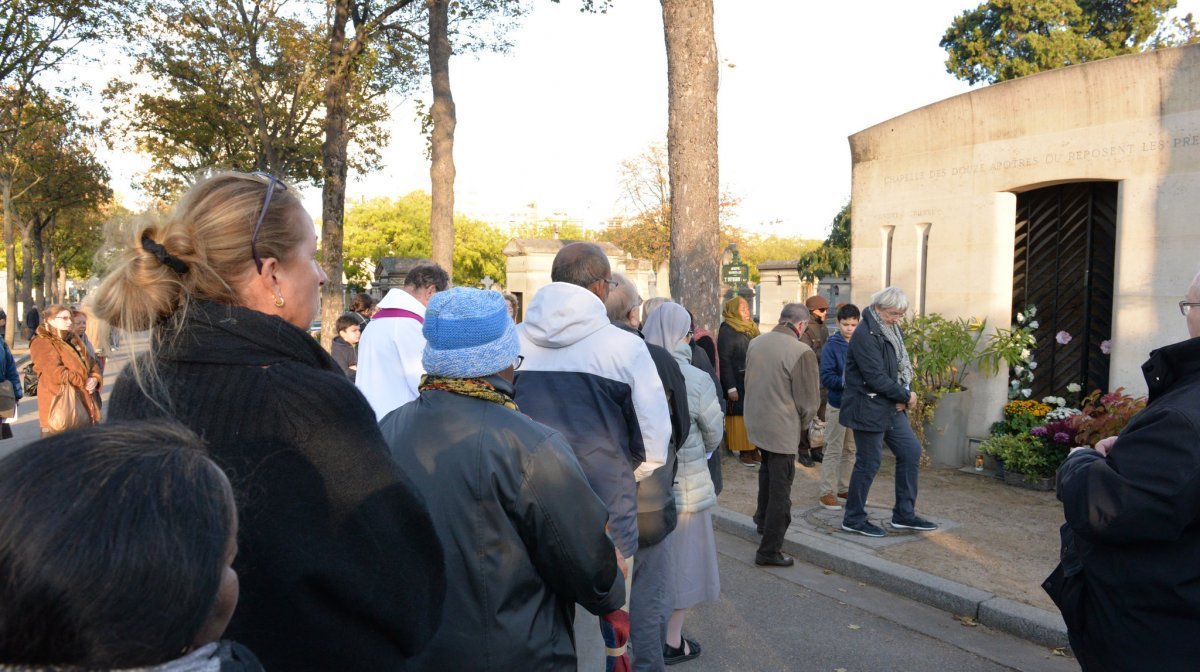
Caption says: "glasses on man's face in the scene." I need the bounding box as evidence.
[1180,301,1200,316]
[249,171,288,273]
[513,355,525,371]
[593,277,617,290]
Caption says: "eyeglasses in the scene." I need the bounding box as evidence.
[686,330,694,339]
[593,277,617,290]
[249,171,288,273]
[513,355,524,371]
[1180,301,1200,316]
[53,313,72,322]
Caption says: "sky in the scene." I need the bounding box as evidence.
[82,0,1200,240]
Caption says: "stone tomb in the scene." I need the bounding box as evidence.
[848,44,1200,454]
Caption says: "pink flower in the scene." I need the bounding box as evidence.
[1100,339,1111,355]
[1056,330,1072,345]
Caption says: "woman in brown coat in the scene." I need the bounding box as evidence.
[29,304,101,433]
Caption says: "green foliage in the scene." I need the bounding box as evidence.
[902,313,987,393]
[342,191,507,289]
[941,0,1189,85]
[980,433,1066,479]
[796,201,850,280]
[105,0,415,201]
[737,234,821,282]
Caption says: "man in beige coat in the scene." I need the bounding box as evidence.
[744,303,821,567]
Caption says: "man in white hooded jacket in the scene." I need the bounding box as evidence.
[514,242,670,670]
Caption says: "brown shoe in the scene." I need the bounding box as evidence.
[738,451,758,467]
[837,491,849,502]
[819,493,843,510]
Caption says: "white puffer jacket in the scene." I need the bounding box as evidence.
[670,341,724,513]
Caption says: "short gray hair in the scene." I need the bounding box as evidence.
[551,242,610,288]
[870,286,909,312]
[605,273,641,324]
[642,297,669,325]
[779,303,810,325]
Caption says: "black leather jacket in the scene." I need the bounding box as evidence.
[379,376,625,671]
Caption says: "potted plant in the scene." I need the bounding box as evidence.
[901,313,987,467]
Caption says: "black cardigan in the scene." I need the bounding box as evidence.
[108,301,445,671]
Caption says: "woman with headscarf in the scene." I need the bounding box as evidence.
[718,295,759,466]
[29,304,101,434]
[838,286,938,538]
[643,302,724,665]
[91,171,445,671]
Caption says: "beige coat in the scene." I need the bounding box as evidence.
[742,323,820,455]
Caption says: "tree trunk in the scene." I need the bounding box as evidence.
[2,178,16,345]
[427,0,456,278]
[57,265,66,304]
[19,220,35,313]
[38,217,53,306]
[318,0,354,350]
[661,0,720,334]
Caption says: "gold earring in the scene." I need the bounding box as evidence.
[274,294,285,308]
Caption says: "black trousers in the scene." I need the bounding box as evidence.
[753,450,795,558]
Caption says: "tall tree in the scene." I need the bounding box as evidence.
[107,0,395,201]
[941,0,1195,85]
[319,0,426,346]
[661,0,720,333]
[1,0,122,344]
[427,0,456,276]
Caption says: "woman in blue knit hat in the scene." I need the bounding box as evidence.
[380,287,625,671]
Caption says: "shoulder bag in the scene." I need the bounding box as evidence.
[47,383,91,433]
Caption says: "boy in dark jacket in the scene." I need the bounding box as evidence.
[817,304,859,510]
[329,313,363,382]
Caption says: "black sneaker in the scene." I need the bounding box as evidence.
[841,520,886,538]
[890,516,938,531]
[796,451,815,468]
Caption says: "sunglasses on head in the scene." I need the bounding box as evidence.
[249,171,289,273]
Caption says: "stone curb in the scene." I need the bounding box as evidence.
[711,506,1070,649]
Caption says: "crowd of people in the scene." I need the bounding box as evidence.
[3,168,1192,671]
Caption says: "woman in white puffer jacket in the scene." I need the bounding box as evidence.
[643,302,724,664]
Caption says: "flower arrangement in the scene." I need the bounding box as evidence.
[981,385,1148,480]
[1072,388,1148,447]
[979,305,1038,399]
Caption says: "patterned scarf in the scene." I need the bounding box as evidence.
[418,375,519,411]
[721,296,760,339]
[868,306,914,389]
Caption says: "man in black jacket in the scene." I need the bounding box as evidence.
[1049,270,1200,671]
[380,287,624,671]
[606,274,688,672]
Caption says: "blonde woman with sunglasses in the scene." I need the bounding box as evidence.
[92,171,445,672]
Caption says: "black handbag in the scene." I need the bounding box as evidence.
[22,363,38,397]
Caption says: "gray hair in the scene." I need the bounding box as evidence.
[604,273,641,325]
[870,286,909,312]
[551,242,610,288]
[779,303,810,325]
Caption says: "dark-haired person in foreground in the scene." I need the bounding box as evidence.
[0,420,262,671]
[1046,269,1200,672]
[381,287,624,671]
[92,171,445,671]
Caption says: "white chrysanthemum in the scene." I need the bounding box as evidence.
[1029,320,1039,329]
[1022,388,1032,398]
[1016,313,1025,323]
[1066,382,1081,394]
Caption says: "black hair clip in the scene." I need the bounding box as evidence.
[141,234,190,275]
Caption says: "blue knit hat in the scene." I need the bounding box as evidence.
[422,287,520,378]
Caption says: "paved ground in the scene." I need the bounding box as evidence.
[679,529,1078,671]
[713,449,1063,615]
